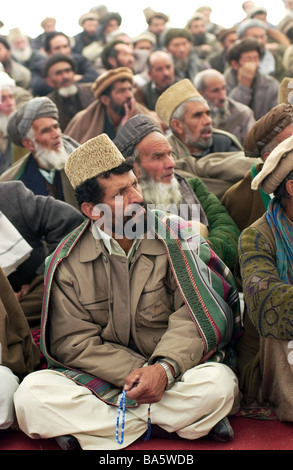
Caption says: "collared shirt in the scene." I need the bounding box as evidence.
[92,223,142,262]
[39,168,56,185]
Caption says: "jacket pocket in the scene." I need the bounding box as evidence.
[136,288,173,328]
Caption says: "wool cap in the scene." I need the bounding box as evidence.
[278,77,293,105]
[41,17,56,28]
[0,72,15,91]
[246,6,267,18]
[217,27,237,43]
[91,67,134,99]
[65,133,125,188]
[165,28,192,47]
[114,114,162,157]
[143,7,169,24]
[43,53,76,77]
[132,32,157,47]
[155,79,203,127]
[244,103,293,157]
[7,97,59,147]
[98,12,122,29]
[78,12,99,26]
[237,19,267,39]
[251,134,293,193]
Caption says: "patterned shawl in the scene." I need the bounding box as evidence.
[40,210,241,407]
[266,198,293,284]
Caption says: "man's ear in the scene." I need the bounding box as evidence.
[286,179,293,197]
[170,118,184,136]
[100,94,110,106]
[108,57,117,69]
[21,137,35,152]
[81,202,101,220]
[132,160,141,181]
[45,76,53,88]
[230,60,239,71]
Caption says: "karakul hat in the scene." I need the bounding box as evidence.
[91,67,133,98]
[155,79,203,127]
[251,134,293,193]
[114,114,162,157]
[65,133,125,188]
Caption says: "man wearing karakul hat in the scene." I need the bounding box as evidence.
[237,133,293,422]
[0,96,79,209]
[14,133,241,450]
[222,103,293,231]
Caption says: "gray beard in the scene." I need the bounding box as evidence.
[210,100,231,128]
[183,125,213,152]
[32,140,69,171]
[139,171,183,210]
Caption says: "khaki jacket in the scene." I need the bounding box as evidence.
[49,226,204,388]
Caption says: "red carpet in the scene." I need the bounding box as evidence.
[1,416,293,451]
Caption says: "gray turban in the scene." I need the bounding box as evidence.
[7,97,59,147]
[114,114,162,157]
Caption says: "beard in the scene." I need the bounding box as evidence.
[11,45,32,62]
[32,140,69,171]
[192,33,206,45]
[183,124,213,151]
[138,167,183,210]
[173,56,190,72]
[210,100,231,128]
[58,84,78,97]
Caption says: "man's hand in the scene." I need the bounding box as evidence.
[124,364,168,404]
[15,284,30,302]
[120,97,136,126]
[237,62,258,88]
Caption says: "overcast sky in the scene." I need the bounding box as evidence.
[0,1,286,39]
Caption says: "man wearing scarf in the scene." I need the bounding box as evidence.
[0,97,79,210]
[237,134,293,421]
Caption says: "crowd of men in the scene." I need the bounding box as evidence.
[1,1,293,451]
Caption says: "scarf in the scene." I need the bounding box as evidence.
[266,198,293,284]
[40,210,241,407]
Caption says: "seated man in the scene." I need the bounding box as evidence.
[194,68,255,145]
[0,97,79,210]
[0,180,83,326]
[14,134,241,450]
[224,38,279,120]
[155,78,260,198]
[44,53,95,131]
[65,67,161,143]
[114,114,240,271]
[0,267,40,430]
[237,134,293,421]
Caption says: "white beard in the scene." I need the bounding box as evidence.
[0,114,9,134]
[139,172,183,209]
[11,45,32,62]
[58,85,78,97]
[33,140,69,171]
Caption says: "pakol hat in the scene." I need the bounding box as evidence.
[143,7,169,24]
[278,77,293,105]
[65,133,125,188]
[91,67,133,99]
[155,79,203,127]
[78,12,99,26]
[244,103,293,157]
[251,134,293,193]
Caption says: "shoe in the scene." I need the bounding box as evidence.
[55,435,81,450]
[207,417,234,442]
